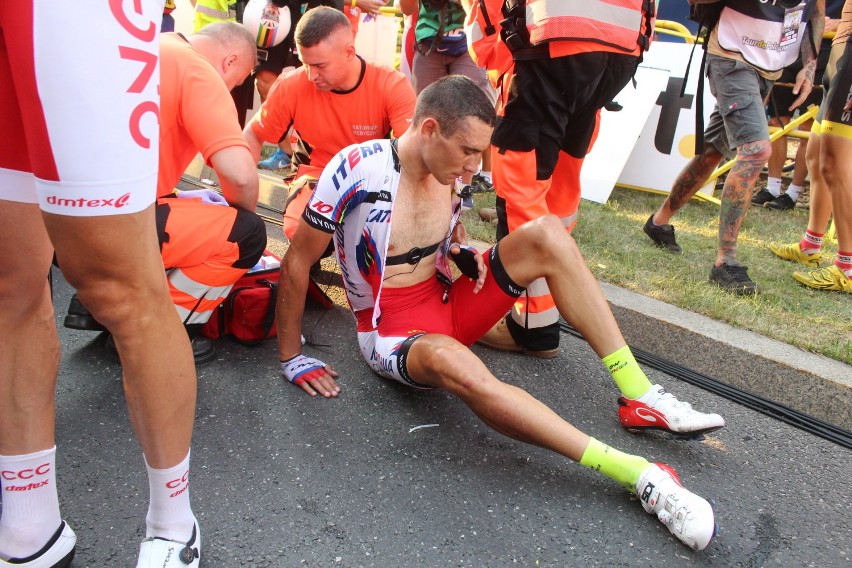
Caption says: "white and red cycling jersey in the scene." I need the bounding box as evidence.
[0,0,161,216]
[302,139,525,388]
[302,139,460,330]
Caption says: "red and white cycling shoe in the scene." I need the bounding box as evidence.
[618,385,726,438]
[636,463,718,551]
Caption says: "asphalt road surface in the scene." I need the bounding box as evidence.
[40,269,852,567]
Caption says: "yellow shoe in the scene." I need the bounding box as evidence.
[792,265,852,293]
[768,242,821,267]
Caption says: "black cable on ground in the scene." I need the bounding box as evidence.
[560,322,852,450]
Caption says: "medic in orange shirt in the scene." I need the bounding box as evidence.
[64,23,267,365]
[244,6,416,241]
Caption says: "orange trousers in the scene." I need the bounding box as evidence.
[157,197,266,325]
[491,51,637,350]
[492,121,598,351]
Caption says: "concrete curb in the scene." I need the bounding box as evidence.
[600,282,852,431]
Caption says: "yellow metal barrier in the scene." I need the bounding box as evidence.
[654,20,698,44]
[708,105,820,183]
[691,105,819,204]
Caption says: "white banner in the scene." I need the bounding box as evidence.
[580,66,670,203]
[616,42,718,198]
[354,12,399,68]
[582,41,718,203]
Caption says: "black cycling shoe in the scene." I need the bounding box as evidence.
[63,294,106,332]
[751,189,777,206]
[105,333,216,365]
[765,193,796,210]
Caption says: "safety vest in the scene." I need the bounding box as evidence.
[716,0,816,72]
[461,0,513,88]
[524,0,655,53]
[193,0,237,32]
[462,0,653,85]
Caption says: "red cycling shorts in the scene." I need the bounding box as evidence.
[356,244,524,388]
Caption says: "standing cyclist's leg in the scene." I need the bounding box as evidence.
[799,38,852,292]
[0,200,66,562]
[1,2,200,566]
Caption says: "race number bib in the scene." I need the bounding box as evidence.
[780,4,805,48]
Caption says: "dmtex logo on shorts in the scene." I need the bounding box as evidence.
[46,193,131,209]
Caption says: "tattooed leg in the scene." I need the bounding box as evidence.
[716,139,772,267]
[654,147,723,225]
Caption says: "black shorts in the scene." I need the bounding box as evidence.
[821,39,852,138]
[491,51,640,179]
[255,40,295,75]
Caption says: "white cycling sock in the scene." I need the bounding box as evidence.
[0,447,61,560]
[144,450,195,541]
[766,177,782,197]
[785,183,802,202]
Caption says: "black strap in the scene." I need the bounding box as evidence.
[385,138,445,267]
[638,0,655,52]
[478,0,496,36]
[417,4,449,56]
[386,240,443,266]
[694,45,709,155]
[259,281,278,339]
[683,9,714,156]
[685,1,725,155]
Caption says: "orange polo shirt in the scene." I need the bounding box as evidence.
[157,33,249,198]
[248,57,416,179]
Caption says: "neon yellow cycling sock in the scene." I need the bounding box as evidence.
[579,437,650,490]
[601,345,653,399]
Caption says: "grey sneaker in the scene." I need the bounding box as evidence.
[709,263,759,295]
[643,215,682,253]
[459,184,474,212]
[461,194,474,211]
